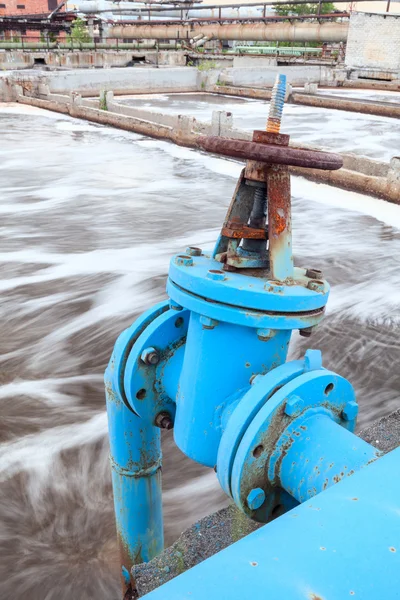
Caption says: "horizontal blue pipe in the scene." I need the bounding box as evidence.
[277,413,381,503]
[143,447,399,600]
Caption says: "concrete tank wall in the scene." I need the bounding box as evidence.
[221,65,334,87]
[8,66,199,95]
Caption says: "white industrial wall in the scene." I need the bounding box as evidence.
[345,12,400,71]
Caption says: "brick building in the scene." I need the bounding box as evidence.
[0,0,68,41]
[0,0,60,17]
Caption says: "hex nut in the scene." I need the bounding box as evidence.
[169,300,183,311]
[185,246,202,257]
[266,281,285,293]
[155,411,173,430]
[175,255,194,267]
[299,327,314,338]
[257,328,275,341]
[141,347,160,365]
[307,279,325,293]
[200,315,219,329]
[342,401,359,421]
[207,269,226,281]
[285,395,304,416]
[304,349,322,372]
[246,488,266,510]
[306,268,323,279]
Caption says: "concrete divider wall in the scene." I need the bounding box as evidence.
[221,65,334,87]
[5,67,199,96]
[107,96,181,128]
[2,65,338,99]
[0,49,188,71]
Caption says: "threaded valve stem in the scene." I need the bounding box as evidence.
[266,74,287,134]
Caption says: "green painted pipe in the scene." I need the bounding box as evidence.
[0,42,182,50]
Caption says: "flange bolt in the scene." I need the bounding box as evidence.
[155,411,174,430]
[141,347,160,365]
[299,327,314,338]
[207,269,226,281]
[285,394,304,417]
[175,255,193,267]
[185,246,202,256]
[306,268,323,279]
[246,488,266,510]
[342,401,359,421]
[307,280,325,293]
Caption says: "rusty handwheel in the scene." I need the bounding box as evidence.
[197,132,343,171]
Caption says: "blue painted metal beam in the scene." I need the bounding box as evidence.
[142,446,400,600]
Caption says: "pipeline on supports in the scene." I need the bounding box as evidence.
[109,21,349,42]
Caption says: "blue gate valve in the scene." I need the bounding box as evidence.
[105,77,382,595]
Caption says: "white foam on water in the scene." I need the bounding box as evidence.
[0,411,108,481]
[292,176,400,229]
[0,375,103,405]
[0,103,67,117]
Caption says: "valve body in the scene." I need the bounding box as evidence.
[105,84,382,594]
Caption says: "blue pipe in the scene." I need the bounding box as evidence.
[104,303,167,593]
[174,312,291,467]
[276,413,381,502]
[105,376,163,590]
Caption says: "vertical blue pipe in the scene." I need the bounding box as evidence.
[105,360,163,593]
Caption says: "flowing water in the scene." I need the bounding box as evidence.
[0,103,400,600]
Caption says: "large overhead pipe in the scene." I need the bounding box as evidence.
[110,21,348,42]
[78,0,271,19]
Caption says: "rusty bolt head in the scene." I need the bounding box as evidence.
[207,269,226,281]
[141,347,160,366]
[306,268,323,279]
[246,488,266,510]
[299,327,314,338]
[342,401,359,421]
[155,411,173,430]
[257,328,275,341]
[185,246,202,257]
[266,281,285,293]
[285,394,304,417]
[169,300,183,311]
[307,280,325,293]
[175,254,193,267]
